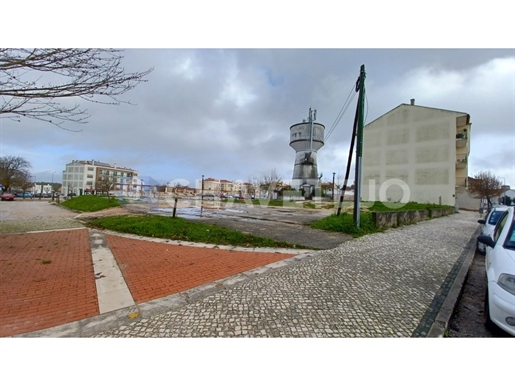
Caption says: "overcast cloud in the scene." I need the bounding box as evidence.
[1,48,514,189]
[2,1,514,190]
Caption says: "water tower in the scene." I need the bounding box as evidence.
[289,108,325,197]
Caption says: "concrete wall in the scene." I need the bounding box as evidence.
[371,208,454,229]
[362,103,471,206]
[456,190,481,211]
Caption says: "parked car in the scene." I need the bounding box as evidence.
[477,206,515,336]
[15,192,33,198]
[477,205,509,254]
[1,192,15,201]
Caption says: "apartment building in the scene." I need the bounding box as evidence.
[196,178,254,196]
[62,160,140,196]
[361,100,471,206]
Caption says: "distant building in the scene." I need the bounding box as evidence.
[361,100,471,206]
[196,178,254,197]
[62,160,140,196]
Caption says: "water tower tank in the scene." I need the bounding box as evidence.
[289,108,325,196]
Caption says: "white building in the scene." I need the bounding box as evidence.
[361,100,471,206]
[62,160,140,196]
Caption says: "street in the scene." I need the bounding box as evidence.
[448,249,512,337]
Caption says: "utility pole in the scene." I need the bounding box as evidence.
[353,64,366,228]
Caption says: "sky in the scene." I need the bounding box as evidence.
[2,47,513,189]
[1,3,514,191]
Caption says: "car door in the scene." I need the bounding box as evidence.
[486,210,510,275]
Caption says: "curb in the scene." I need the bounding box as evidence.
[427,227,480,337]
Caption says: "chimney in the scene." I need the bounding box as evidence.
[410,99,415,105]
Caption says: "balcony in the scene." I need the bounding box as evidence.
[456,131,468,148]
[455,176,467,194]
[456,158,467,169]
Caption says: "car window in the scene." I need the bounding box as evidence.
[488,210,506,225]
[493,211,509,243]
[505,221,515,250]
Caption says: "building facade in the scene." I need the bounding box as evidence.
[196,178,254,197]
[361,100,471,206]
[62,160,140,196]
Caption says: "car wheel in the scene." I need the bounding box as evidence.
[483,285,494,330]
[476,241,486,255]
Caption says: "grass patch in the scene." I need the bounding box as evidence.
[311,212,380,237]
[88,215,308,249]
[60,195,122,212]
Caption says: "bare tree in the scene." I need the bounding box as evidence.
[246,176,261,198]
[95,174,117,198]
[18,171,33,197]
[468,171,504,210]
[259,168,283,199]
[0,49,153,130]
[0,155,32,191]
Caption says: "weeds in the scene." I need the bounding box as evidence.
[88,215,309,249]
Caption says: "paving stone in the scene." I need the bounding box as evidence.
[93,212,479,338]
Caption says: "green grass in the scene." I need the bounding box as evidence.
[310,201,453,236]
[311,212,380,237]
[88,215,308,249]
[60,195,122,212]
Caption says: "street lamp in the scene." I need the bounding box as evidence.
[332,172,336,200]
[201,175,205,217]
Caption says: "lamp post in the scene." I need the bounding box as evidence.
[332,172,336,200]
[499,177,506,204]
[200,175,204,217]
[50,171,56,200]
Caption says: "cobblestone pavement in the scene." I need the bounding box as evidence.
[94,211,479,338]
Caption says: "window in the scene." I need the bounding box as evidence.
[493,211,509,243]
[504,220,515,248]
[488,210,506,225]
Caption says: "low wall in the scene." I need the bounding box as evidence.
[372,208,454,229]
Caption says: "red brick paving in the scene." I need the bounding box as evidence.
[0,229,99,337]
[105,235,295,304]
[0,229,295,337]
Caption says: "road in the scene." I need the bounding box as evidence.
[448,248,512,337]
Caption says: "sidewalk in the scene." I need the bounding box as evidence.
[0,228,311,337]
[1,210,480,338]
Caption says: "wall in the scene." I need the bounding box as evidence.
[362,104,470,206]
[371,208,454,229]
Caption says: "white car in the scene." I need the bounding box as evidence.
[477,206,515,336]
[477,206,509,254]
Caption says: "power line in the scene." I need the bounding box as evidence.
[324,83,357,142]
